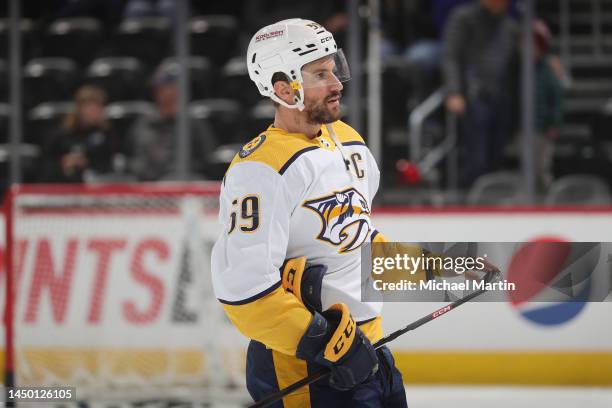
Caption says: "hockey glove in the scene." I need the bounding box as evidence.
[280,257,326,312]
[296,303,379,391]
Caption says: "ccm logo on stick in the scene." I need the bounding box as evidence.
[432,305,451,318]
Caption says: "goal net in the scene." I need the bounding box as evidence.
[2,183,249,405]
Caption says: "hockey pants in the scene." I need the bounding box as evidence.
[246,339,408,408]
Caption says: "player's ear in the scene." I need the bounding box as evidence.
[272,72,295,106]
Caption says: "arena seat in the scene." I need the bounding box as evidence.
[189,98,244,144]
[220,56,261,107]
[23,58,80,108]
[112,17,171,67]
[25,101,73,144]
[248,99,275,138]
[86,57,147,102]
[545,174,612,205]
[157,56,216,99]
[43,18,103,67]
[189,15,239,65]
[467,172,527,206]
[0,19,36,61]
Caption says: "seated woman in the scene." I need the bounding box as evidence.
[41,85,118,183]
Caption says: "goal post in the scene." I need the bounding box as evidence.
[2,182,248,404]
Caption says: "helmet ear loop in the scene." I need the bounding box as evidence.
[273,78,305,110]
[295,88,305,111]
[288,78,305,111]
[269,76,300,109]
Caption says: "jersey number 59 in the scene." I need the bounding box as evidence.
[228,195,260,234]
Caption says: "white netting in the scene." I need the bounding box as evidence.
[3,183,250,406]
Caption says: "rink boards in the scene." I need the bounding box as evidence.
[0,207,610,386]
[375,208,612,385]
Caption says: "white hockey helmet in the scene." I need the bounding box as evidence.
[247,18,350,111]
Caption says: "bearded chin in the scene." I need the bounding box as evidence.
[306,101,341,124]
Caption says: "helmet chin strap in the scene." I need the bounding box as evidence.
[270,90,306,111]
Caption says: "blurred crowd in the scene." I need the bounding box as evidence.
[1,0,610,204]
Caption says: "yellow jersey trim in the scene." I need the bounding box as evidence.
[221,286,312,356]
[227,120,365,175]
[272,350,311,407]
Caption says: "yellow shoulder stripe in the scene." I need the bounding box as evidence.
[326,120,366,145]
[226,121,365,176]
[227,130,321,174]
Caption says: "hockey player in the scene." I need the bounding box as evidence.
[211,19,412,407]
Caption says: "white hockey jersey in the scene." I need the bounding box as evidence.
[211,120,384,355]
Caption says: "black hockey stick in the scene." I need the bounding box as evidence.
[249,270,500,408]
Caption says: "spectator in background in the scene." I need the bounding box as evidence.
[128,62,217,181]
[41,85,118,183]
[380,0,519,104]
[443,0,520,187]
[533,19,564,191]
[433,0,519,34]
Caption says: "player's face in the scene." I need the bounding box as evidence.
[302,56,343,124]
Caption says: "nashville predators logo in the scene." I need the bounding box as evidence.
[239,135,266,158]
[303,188,371,253]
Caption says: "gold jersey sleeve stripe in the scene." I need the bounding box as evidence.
[221,286,313,356]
